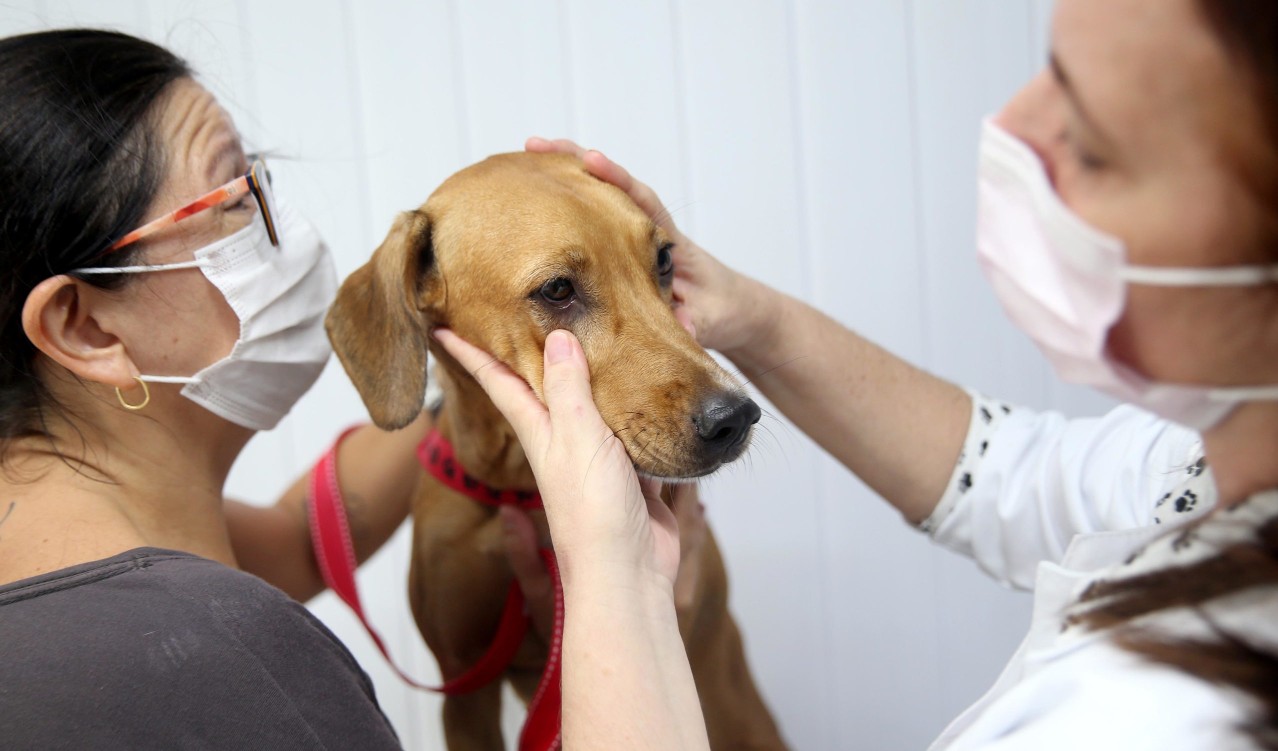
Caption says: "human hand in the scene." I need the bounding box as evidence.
[498,505,554,639]
[433,327,681,592]
[668,483,707,617]
[525,137,764,355]
[501,482,708,638]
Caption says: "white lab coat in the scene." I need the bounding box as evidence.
[921,394,1272,750]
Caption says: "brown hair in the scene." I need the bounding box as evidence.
[1196,1,1278,240]
[1072,516,1278,747]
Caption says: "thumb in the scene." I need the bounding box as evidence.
[541,330,601,428]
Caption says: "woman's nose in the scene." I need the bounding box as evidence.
[993,69,1067,187]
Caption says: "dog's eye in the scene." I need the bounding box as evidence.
[657,243,675,278]
[539,277,576,306]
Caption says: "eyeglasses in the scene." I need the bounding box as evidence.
[103,159,280,256]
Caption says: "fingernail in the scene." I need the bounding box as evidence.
[546,330,572,364]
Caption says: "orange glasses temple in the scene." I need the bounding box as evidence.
[106,175,252,254]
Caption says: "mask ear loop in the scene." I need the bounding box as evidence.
[115,376,151,411]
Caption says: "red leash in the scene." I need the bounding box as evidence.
[306,426,562,750]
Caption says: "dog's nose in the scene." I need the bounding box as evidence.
[693,392,761,455]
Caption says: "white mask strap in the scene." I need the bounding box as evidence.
[74,259,210,275]
[137,374,199,385]
[1207,385,1278,403]
[1121,264,1278,287]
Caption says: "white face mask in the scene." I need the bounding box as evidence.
[75,201,337,431]
[976,118,1278,432]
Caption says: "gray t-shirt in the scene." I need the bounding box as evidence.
[0,547,401,749]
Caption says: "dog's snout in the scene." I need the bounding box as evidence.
[693,392,761,455]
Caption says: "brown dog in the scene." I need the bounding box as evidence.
[327,152,787,750]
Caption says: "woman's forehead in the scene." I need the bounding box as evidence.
[154,79,245,196]
[1052,0,1253,154]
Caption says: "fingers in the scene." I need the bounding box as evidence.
[525,136,587,158]
[435,327,611,466]
[579,151,671,230]
[432,328,547,442]
[500,506,554,638]
[524,136,673,232]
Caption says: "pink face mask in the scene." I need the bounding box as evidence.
[976,119,1278,432]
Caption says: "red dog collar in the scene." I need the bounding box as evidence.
[417,428,543,510]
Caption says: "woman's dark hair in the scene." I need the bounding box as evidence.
[1072,5,1278,748]
[0,29,189,453]
[1197,1,1278,229]
[1073,517,1278,748]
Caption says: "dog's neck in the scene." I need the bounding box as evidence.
[432,364,537,492]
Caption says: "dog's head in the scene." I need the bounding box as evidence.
[327,152,758,479]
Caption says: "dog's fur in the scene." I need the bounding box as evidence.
[327,152,787,750]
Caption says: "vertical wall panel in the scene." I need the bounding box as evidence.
[348,0,467,237]
[674,2,825,749]
[0,3,45,35]
[911,2,1049,409]
[453,0,573,161]
[39,0,148,31]
[790,1,947,745]
[561,0,687,218]
[908,2,1042,734]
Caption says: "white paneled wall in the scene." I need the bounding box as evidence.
[1,2,1119,748]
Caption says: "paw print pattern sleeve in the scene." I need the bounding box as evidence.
[919,390,1015,536]
[919,394,1208,591]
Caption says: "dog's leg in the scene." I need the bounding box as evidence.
[506,665,544,705]
[683,531,790,750]
[409,500,514,751]
[441,683,505,751]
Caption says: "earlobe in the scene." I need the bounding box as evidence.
[21,275,139,390]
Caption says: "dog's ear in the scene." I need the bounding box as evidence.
[326,210,437,430]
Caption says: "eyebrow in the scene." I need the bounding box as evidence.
[1050,52,1115,145]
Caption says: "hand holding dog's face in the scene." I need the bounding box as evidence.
[433,327,682,588]
[328,152,758,480]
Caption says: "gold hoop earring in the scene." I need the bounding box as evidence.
[115,376,150,411]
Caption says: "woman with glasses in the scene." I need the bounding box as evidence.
[0,26,712,750]
[0,29,431,748]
